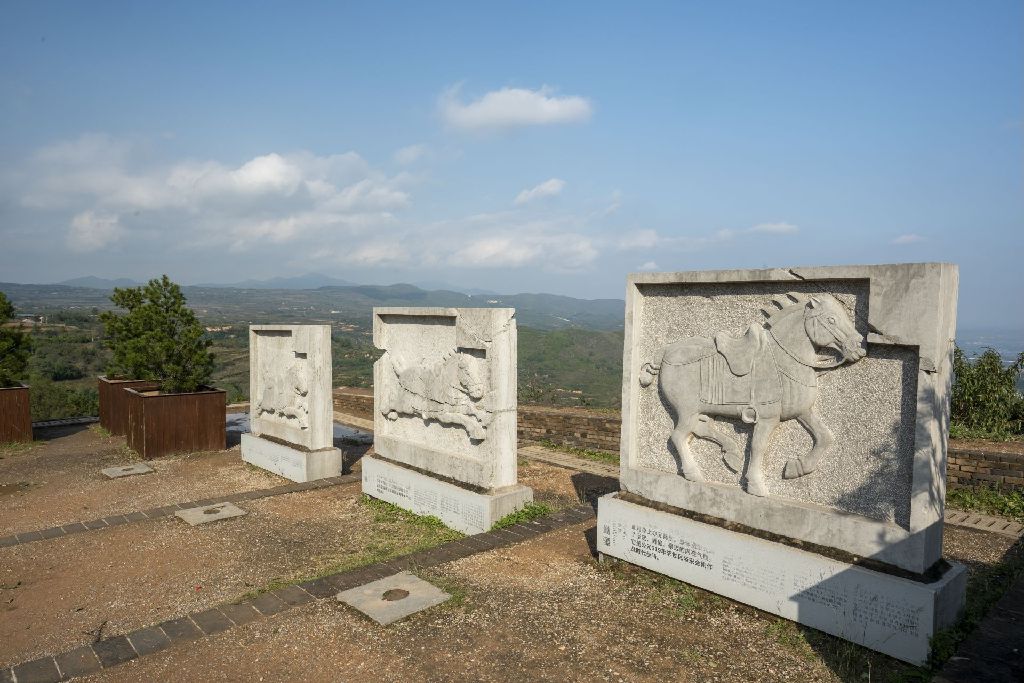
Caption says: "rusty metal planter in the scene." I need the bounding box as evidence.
[125,386,226,458]
[0,384,32,443]
[98,376,161,436]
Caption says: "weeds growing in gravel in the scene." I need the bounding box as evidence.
[0,440,36,456]
[88,424,112,438]
[492,502,552,529]
[538,439,619,465]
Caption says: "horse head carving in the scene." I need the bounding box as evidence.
[640,293,865,497]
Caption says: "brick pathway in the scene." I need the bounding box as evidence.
[0,505,597,682]
[943,509,1024,538]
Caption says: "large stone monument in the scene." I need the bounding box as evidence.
[597,263,964,664]
[362,307,532,534]
[241,325,342,482]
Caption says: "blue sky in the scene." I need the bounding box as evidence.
[0,1,1020,327]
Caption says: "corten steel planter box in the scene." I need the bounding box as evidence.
[0,384,32,443]
[125,386,226,458]
[98,376,160,436]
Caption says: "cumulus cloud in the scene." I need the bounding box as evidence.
[440,85,592,131]
[637,261,659,271]
[616,222,799,251]
[892,233,925,244]
[394,144,428,166]
[514,178,565,205]
[68,211,122,251]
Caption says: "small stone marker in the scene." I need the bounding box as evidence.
[336,572,450,625]
[101,463,154,479]
[175,502,246,526]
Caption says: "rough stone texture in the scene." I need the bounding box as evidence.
[240,432,341,483]
[248,325,333,451]
[371,307,520,490]
[244,324,337,481]
[337,571,451,625]
[174,502,247,526]
[101,463,155,479]
[598,493,967,665]
[616,264,959,574]
[362,454,533,535]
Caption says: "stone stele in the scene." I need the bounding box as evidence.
[241,324,341,482]
[364,307,532,533]
[598,263,964,664]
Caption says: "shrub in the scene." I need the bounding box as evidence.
[950,345,1024,439]
[0,292,32,388]
[99,275,215,393]
[29,379,99,421]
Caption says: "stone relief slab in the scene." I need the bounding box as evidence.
[372,308,517,490]
[249,325,333,451]
[619,264,958,574]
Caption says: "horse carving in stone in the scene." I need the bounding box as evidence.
[638,293,866,496]
[379,348,492,441]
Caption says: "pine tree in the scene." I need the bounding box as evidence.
[99,275,215,393]
[0,292,32,388]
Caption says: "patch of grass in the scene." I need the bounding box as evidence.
[595,557,713,616]
[539,439,619,465]
[360,495,456,533]
[0,440,37,456]
[765,619,814,660]
[88,424,112,438]
[492,501,552,529]
[947,485,1024,523]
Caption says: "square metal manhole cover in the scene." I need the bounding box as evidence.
[337,572,451,625]
[101,463,154,479]
[175,502,247,526]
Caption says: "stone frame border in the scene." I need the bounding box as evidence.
[619,264,958,574]
[1,505,596,682]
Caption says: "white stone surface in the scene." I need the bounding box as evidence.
[618,264,958,574]
[337,571,451,625]
[249,325,333,451]
[101,463,154,479]
[597,493,966,665]
[175,502,247,526]
[240,432,342,483]
[371,307,518,490]
[362,454,533,535]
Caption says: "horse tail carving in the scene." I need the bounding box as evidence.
[639,348,666,387]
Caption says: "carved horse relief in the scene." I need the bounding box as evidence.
[379,348,492,441]
[639,293,866,496]
[255,356,310,429]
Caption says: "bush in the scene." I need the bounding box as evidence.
[0,292,32,388]
[99,275,215,393]
[950,345,1024,439]
[28,379,99,421]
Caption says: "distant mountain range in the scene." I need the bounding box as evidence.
[57,276,142,288]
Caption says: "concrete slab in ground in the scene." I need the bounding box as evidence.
[101,463,154,479]
[175,503,246,526]
[338,571,451,625]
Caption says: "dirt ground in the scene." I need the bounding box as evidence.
[2,425,1021,682]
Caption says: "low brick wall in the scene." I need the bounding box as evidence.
[331,389,1024,491]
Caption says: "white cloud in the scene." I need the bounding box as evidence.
[449,230,596,270]
[892,233,925,244]
[638,261,659,271]
[394,144,428,166]
[749,222,799,235]
[514,178,565,205]
[440,85,592,131]
[68,211,122,251]
[617,229,660,249]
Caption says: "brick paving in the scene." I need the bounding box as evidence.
[0,505,597,681]
[943,509,1024,538]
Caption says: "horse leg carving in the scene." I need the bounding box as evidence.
[784,412,835,479]
[745,417,778,497]
[691,415,744,473]
[671,415,705,482]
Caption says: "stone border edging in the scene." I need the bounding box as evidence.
[0,504,597,682]
[0,474,360,549]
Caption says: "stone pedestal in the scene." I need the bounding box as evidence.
[362,454,533,535]
[597,493,967,665]
[241,433,342,483]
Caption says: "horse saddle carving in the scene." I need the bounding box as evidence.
[713,324,763,376]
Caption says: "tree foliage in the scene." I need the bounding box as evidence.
[99,275,215,393]
[951,345,1024,439]
[0,292,32,388]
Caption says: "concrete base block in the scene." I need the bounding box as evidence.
[337,571,451,625]
[362,454,533,535]
[597,493,967,665]
[101,463,154,479]
[175,502,246,526]
[241,433,342,483]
